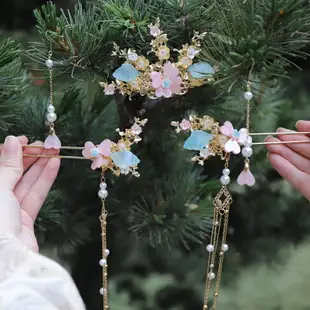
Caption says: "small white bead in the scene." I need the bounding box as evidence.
[99,288,106,295]
[244,91,253,101]
[242,147,253,158]
[46,112,57,123]
[104,249,110,256]
[244,136,253,147]
[239,128,248,136]
[45,59,54,68]
[222,244,229,252]
[98,189,108,199]
[47,105,55,113]
[220,175,230,185]
[100,182,107,190]
[206,244,214,252]
[210,264,214,268]
[99,259,107,266]
[222,168,230,176]
[208,272,216,280]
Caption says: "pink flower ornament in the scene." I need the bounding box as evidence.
[237,168,256,186]
[150,62,182,98]
[220,121,248,154]
[82,139,113,170]
[44,134,61,149]
[180,119,191,131]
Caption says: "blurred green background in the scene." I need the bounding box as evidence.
[1,1,310,310]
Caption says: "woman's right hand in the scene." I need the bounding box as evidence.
[265,120,310,201]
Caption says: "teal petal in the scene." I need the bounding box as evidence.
[112,63,140,82]
[110,150,140,169]
[188,62,215,79]
[183,130,214,151]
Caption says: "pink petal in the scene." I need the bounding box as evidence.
[163,62,179,78]
[237,169,255,186]
[150,72,162,88]
[162,88,172,98]
[170,77,182,94]
[220,121,234,137]
[224,139,240,154]
[44,134,61,150]
[98,139,113,156]
[91,156,104,170]
[155,87,164,97]
[82,141,95,158]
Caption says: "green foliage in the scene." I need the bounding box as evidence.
[0,38,28,134]
[218,240,310,310]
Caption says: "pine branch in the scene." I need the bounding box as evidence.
[0,38,28,135]
[201,0,310,93]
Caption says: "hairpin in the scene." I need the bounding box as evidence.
[81,117,147,309]
[171,113,310,308]
[172,115,232,309]
[100,18,215,99]
[43,49,62,149]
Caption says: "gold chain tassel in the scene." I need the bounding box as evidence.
[203,156,232,310]
[98,172,109,309]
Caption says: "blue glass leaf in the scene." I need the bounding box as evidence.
[110,150,140,169]
[183,130,214,151]
[112,63,140,82]
[188,62,215,79]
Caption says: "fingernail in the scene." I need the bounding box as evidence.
[3,136,19,155]
[266,151,270,158]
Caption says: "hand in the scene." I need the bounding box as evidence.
[0,136,60,252]
[265,120,310,201]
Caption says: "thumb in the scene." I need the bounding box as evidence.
[0,136,23,190]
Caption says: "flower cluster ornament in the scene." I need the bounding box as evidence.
[82,118,148,176]
[100,18,215,99]
[171,115,255,186]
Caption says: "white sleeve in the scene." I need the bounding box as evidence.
[0,231,86,310]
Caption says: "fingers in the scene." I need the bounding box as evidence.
[265,136,310,174]
[268,153,310,201]
[0,136,23,190]
[22,141,44,172]
[275,128,310,159]
[20,157,60,222]
[15,147,59,204]
[296,120,310,132]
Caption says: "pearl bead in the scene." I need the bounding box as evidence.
[98,189,108,199]
[220,175,230,185]
[46,112,57,122]
[239,128,248,136]
[47,105,55,113]
[222,168,230,176]
[208,272,215,280]
[242,147,253,158]
[99,288,107,295]
[104,249,110,256]
[222,244,229,252]
[100,182,107,190]
[99,259,107,266]
[210,264,214,268]
[45,59,54,68]
[244,91,253,101]
[206,244,214,252]
[244,136,253,147]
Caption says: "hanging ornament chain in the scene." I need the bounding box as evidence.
[203,154,232,310]
[98,170,110,309]
[45,51,57,135]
